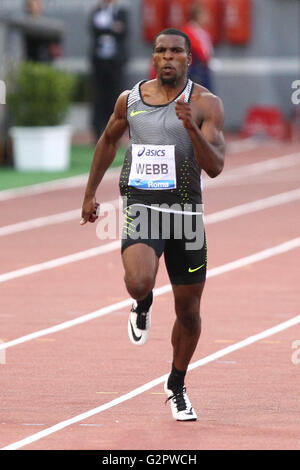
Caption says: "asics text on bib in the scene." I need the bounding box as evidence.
[129,144,177,190]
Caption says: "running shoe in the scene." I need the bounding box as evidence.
[164,379,197,421]
[128,301,152,346]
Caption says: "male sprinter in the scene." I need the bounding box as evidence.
[81,29,225,421]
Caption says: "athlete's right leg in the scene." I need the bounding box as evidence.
[121,204,164,345]
[121,204,164,300]
[121,243,159,301]
[122,243,159,346]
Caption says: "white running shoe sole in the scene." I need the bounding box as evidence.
[128,306,152,346]
[164,379,197,421]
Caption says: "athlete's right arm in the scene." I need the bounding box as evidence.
[80,91,129,225]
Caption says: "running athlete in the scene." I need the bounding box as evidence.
[80,29,226,421]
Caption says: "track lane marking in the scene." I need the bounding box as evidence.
[1,188,300,283]
[1,185,300,237]
[0,167,121,202]
[0,241,121,283]
[1,152,299,235]
[0,198,120,236]
[204,187,300,223]
[1,236,299,353]
[204,152,300,188]
[2,312,299,450]
[0,138,262,202]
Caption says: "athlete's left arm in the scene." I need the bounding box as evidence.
[176,93,226,178]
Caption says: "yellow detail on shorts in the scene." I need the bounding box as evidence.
[188,264,205,273]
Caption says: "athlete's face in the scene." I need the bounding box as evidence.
[153,35,191,85]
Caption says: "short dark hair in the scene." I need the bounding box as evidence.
[153,28,191,54]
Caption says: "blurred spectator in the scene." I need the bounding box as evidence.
[181,3,214,91]
[88,0,128,142]
[23,0,64,63]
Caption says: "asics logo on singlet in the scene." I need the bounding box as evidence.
[138,147,166,157]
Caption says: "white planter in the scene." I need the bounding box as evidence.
[10,125,72,171]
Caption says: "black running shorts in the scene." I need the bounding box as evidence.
[121,204,207,285]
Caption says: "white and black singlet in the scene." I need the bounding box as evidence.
[119,79,207,285]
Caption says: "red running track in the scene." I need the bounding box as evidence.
[0,136,300,450]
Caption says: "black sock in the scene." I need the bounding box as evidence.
[167,363,186,390]
[136,291,153,313]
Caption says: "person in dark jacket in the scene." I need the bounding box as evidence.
[88,0,128,142]
[23,0,63,63]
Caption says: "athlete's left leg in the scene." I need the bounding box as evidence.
[163,216,206,419]
[163,219,207,373]
[170,281,205,372]
[164,281,205,420]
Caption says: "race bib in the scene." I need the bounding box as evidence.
[128,144,176,190]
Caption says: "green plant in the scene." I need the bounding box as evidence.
[7,61,76,126]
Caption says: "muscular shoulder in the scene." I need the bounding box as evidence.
[117,89,131,104]
[190,84,224,127]
[114,90,131,119]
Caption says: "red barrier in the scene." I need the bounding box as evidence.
[224,0,251,45]
[141,0,169,42]
[243,106,288,140]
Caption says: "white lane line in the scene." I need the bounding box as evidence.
[0,174,89,202]
[203,152,300,188]
[2,312,299,450]
[0,294,131,353]
[1,184,300,237]
[204,187,300,224]
[0,241,121,283]
[0,208,81,236]
[0,167,120,202]
[0,150,298,204]
[0,198,120,236]
[1,236,300,353]
[1,187,300,283]
[0,138,256,202]
[1,152,299,236]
